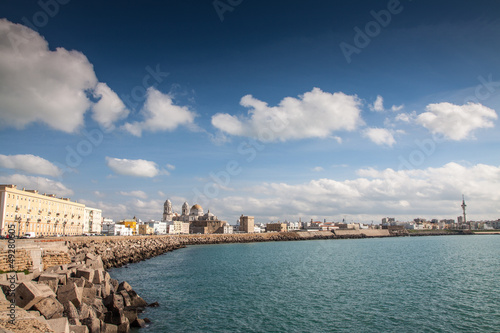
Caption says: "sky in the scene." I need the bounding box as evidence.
[0,0,500,224]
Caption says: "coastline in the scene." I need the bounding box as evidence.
[0,229,481,332]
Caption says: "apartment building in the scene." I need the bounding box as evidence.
[0,184,85,237]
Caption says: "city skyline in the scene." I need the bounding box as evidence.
[1,1,500,224]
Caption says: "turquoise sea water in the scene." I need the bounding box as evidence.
[109,235,500,332]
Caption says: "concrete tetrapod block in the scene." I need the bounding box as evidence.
[39,273,61,293]
[92,270,105,284]
[46,316,70,333]
[69,325,90,333]
[63,299,81,325]
[32,295,64,319]
[15,281,56,309]
[57,282,83,308]
[75,269,94,283]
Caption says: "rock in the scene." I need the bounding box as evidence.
[122,307,137,324]
[92,270,105,284]
[46,316,70,333]
[82,286,98,305]
[63,300,81,325]
[81,316,101,333]
[104,293,124,311]
[76,269,95,283]
[118,290,131,307]
[117,321,130,333]
[127,290,148,308]
[116,282,132,293]
[69,325,90,333]
[67,277,87,288]
[32,296,64,319]
[101,321,118,333]
[130,317,146,328]
[15,281,56,309]
[57,282,83,308]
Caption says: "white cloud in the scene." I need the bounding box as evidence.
[0,174,73,197]
[416,102,497,140]
[0,19,126,132]
[211,88,363,142]
[119,190,148,199]
[105,157,161,177]
[363,128,396,146]
[91,82,129,130]
[395,112,416,123]
[391,104,404,112]
[369,95,384,112]
[122,87,196,137]
[312,166,324,172]
[204,162,500,223]
[0,154,61,177]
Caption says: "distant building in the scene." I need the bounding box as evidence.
[239,215,254,233]
[118,219,137,235]
[163,199,229,234]
[145,221,167,235]
[266,222,288,232]
[138,224,154,235]
[102,218,115,235]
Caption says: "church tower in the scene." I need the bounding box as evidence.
[163,199,173,221]
[182,202,189,217]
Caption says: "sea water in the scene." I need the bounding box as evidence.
[109,235,500,332]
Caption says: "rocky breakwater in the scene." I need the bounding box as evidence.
[0,252,156,333]
[65,236,185,269]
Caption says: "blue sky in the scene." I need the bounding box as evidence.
[1,0,500,224]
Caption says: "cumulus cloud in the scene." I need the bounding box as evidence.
[0,19,126,132]
[369,95,384,112]
[0,174,73,197]
[0,154,61,177]
[91,82,129,130]
[416,102,497,140]
[119,190,148,199]
[211,88,363,142]
[105,157,161,177]
[122,87,196,137]
[363,128,396,146]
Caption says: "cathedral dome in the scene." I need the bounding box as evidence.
[190,204,203,216]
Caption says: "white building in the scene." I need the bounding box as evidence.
[145,221,167,235]
[84,207,102,234]
[101,218,114,235]
[114,224,133,236]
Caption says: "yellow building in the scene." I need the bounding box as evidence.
[0,184,85,237]
[118,220,137,235]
